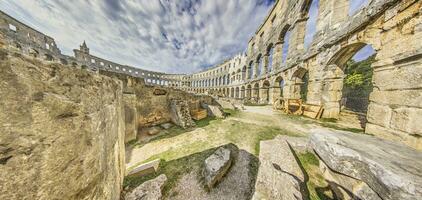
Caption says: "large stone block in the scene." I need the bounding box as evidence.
[253,137,304,200]
[0,54,125,200]
[310,129,422,200]
[369,90,422,108]
[373,63,422,91]
[366,102,392,128]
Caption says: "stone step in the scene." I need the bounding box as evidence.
[253,137,305,200]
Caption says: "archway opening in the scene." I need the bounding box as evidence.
[274,76,284,99]
[291,68,309,102]
[253,83,260,103]
[261,80,271,104]
[324,43,376,128]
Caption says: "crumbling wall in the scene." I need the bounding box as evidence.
[0,49,125,200]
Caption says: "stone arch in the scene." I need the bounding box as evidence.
[256,54,263,77]
[242,66,247,80]
[261,80,271,103]
[267,43,274,73]
[235,87,240,98]
[248,61,254,79]
[253,82,260,103]
[241,86,245,98]
[246,84,252,100]
[322,42,376,121]
[290,67,309,101]
[231,87,235,98]
[278,24,291,43]
[272,75,285,101]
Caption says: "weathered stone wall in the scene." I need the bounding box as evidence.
[100,70,215,135]
[0,46,125,199]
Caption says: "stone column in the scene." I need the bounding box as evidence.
[287,19,307,63]
[321,64,344,119]
[272,42,283,70]
[262,55,269,75]
[254,62,259,78]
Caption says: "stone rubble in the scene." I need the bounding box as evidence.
[169,99,196,129]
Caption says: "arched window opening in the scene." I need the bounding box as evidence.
[281,31,291,65]
[304,0,319,49]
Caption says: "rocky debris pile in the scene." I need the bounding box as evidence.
[125,174,167,200]
[253,137,305,200]
[203,147,233,189]
[169,99,195,129]
[310,129,422,200]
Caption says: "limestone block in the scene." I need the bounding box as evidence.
[373,64,422,91]
[319,158,381,200]
[203,147,233,189]
[125,174,167,200]
[253,138,304,200]
[127,159,160,177]
[123,93,138,143]
[369,89,422,108]
[390,107,422,136]
[365,123,422,150]
[366,103,392,127]
[310,129,422,200]
[0,54,125,200]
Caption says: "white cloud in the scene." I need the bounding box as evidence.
[0,0,274,74]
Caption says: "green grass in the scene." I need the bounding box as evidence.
[124,144,238,198]
[243,102,268,106]
[297,152,334,200]
[223,108,239,117]
[195,116,217,128]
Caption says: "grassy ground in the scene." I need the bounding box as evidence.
[124,147,216,198]
[297,152,334,200]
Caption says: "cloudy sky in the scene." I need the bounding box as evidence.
[0,0,372,74]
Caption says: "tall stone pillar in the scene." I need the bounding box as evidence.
[254,62,259,78]
[262,55,269,75]
[321,64,344,119]
[287,19,307,63]
[272,42,283,70]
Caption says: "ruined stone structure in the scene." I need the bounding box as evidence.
[0,10,184,87]
[173,0,422,150]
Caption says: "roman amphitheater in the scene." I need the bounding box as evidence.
[1,0,421,200]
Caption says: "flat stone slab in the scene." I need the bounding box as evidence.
[127,159,160,177]
[253,138,304,200]
[310,128,422,200]
[125,174,167,200]
[160,122,173,130]
[276,135,311,153]
[203,147,232,189]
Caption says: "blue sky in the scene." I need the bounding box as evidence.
[0,0,372,73]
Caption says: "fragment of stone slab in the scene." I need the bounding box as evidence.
[205,104,226,119]
[310,129,422,200]
[216,99,237,110]
[160,122,173,130]
[127,159,160,177]
[319,159,381,200]
[125,174,167,200]
[252,138,305,200]
[276,135,311,153]
[203,147,233,189]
